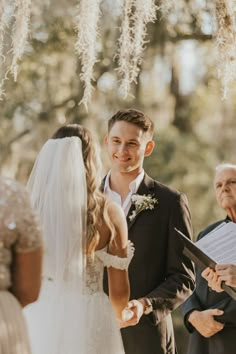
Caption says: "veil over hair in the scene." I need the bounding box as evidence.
[26,137,88,353]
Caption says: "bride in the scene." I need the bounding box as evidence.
[23,124,134,354]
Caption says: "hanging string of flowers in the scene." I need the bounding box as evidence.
[0,1,7,65]
[0,0,31,98]
[117,0,157,97]
[214,0,236,99]
[129,0,157,84]
[75,0,102,109]
[1,0,236,106]
[75,0,156,105]
[116,0,134,97]
[10,0,31,81]
[0,1,6,95]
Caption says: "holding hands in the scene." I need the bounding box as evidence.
[202,264,236,292]
[119,299,145,328]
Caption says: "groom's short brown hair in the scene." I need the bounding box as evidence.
[108,108,154,138]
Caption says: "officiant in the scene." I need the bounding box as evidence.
[181,163,236,354]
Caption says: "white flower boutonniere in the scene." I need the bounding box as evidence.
[129,194,158,221]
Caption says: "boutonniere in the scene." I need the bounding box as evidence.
[129,194,158,221]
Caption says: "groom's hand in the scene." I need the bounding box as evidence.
[119,299,144,328]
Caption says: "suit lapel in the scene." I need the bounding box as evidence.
[102,173,156,231]
[127,174,155,231]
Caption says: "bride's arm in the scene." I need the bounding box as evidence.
[106,202,130,320]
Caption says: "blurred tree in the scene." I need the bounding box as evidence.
[1,2,236,352]
[0,0,234,255]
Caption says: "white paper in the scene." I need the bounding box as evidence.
[196,222,236,264]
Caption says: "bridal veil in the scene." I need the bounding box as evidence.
[25,137,88,353]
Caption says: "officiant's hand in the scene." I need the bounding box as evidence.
[202,267,223,293]
[188,309,225,338]
[215,264,236,288]
[119,299,144,328]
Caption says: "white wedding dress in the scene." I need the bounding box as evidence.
[23,137,134,354]
[24,243,134,354]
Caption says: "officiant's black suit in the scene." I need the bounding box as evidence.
[182,218,236,354]
[103,174,195,354]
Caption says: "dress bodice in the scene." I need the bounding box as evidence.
[85,242,134,295]
[0,177,42,290]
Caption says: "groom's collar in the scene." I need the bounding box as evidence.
[136,173,155,194]
[103,170,145,195]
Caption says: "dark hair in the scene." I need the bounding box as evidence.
[108,108,154,137]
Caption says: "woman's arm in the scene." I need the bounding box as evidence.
[106,202,130,320]
[11,183,43,307]
[11,248,43,307]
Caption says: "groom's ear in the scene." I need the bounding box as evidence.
[104,135,108,146]
[144,140,155,157]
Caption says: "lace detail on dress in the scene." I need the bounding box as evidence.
[84,241,134,295]
[85,254,104,295]
[0,177,42,290]
[96,241,134,270]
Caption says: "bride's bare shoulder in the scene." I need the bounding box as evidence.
[106,200,125,221]
[105,200,128,253]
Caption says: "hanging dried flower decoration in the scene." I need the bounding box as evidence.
[75,0,102,110]
[1,0,236,106]
[129,0,157,83]
[158,0,177,16]
[117,0,157,98]
[75,0,157,106]
[0,0,31,98]
[11,0,31,81]
[116,0,134,98]
[0,0,8,97]
[214,0,236,99]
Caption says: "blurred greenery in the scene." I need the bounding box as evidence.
[1,1,235,353]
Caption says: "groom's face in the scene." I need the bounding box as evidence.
[104,120,154,174]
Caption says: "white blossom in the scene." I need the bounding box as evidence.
[129,194,158,222]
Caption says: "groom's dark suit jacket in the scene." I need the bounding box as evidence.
[103,173,195,354]
[182,218,236,354]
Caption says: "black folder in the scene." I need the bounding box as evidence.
[175,227,236,300]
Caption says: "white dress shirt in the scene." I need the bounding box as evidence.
[104,170,145,216]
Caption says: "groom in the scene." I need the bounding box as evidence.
[103,108,195,354]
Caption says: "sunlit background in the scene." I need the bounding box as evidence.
[1,1,235,351]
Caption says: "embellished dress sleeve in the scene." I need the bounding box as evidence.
[14,183,43,253]
[96,241,134,270]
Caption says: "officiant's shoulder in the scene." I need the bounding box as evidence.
[197,219,226,241]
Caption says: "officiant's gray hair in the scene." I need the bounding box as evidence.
[215,163,236,174]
